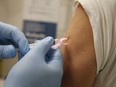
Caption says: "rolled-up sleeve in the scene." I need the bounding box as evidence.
[73,0,116,74]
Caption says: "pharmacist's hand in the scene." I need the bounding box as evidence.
[4,37,63,87]
[0,22,29,59]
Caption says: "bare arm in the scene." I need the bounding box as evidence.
[61,4,97,87]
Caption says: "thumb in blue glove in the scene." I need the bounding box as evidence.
[4,37,63,87]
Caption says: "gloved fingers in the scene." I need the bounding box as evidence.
[33,37,54,54]
[48,49,63,75]
[0,22,29,56]
[17,51,23,60]
[28,37,54,62]
[48,49,63,67]
[0,45,16,59]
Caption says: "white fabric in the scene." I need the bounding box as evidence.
[73,0,116,86]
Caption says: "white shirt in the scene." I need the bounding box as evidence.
[73,0,116,87]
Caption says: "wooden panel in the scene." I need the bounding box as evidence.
[1,58,18,78]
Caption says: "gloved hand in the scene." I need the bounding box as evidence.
[0,22,29,59]
[4,37,63,87]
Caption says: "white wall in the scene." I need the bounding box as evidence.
[57,0,74,38]
[2,0,23,29]
[0,0,7,22]
[0,0,74,36]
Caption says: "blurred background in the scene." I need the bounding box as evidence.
[0,0,74,86]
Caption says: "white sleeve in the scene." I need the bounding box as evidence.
[73,0,116,74]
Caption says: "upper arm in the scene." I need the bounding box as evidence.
[61,4,97,87]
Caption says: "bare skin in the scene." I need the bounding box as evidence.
[61,4,97,87]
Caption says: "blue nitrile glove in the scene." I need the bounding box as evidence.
[4,37,63,87]
[0,22,29,59]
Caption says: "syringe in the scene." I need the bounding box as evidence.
[18,38,68,60]
[29,38,68,49]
